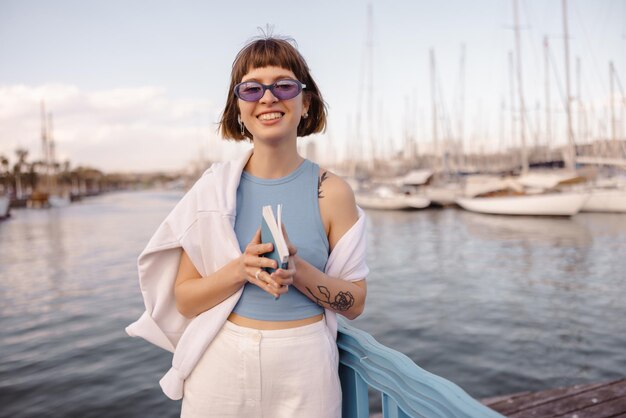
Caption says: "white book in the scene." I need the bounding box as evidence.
[261,204,289,272]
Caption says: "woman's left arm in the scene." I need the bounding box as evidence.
[291,257,366,320]
[273,171,366,320]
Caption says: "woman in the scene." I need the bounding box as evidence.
[126,35,368,418]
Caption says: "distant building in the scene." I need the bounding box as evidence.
[303,140,317,163]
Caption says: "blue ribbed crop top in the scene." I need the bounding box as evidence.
[232,159,328,321]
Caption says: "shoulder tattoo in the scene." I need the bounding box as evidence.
[318,171,329,198]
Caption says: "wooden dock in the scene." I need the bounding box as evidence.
[481,378,626,417]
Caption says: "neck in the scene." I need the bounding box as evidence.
[245,137,304,179]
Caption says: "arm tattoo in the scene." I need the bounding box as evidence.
[306,285,355,311]
[318,171,328,198]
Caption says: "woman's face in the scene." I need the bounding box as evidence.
[237,66,308,144]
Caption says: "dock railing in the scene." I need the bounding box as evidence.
[337,317,504,418]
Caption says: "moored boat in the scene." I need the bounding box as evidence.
[456,191,588,216]
[356,186,431,210]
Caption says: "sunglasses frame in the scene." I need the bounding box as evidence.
[233,79,307,102]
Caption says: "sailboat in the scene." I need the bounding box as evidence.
[456,171,588,216]
[455,0,588,217]
[29,103,72,208]
[456,189,588,216]
[46,111,71,208]
[422,48,465,207]
[577,61,626,213]
[351,5,431,211]
[356,172,431,210]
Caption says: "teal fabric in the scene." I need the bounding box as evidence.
[232,159,328,320]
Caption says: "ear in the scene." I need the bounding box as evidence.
[302,93,311,117]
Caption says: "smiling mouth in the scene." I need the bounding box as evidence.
[257,112,284,121]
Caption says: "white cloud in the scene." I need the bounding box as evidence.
[0,84,226,172]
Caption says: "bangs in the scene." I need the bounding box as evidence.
[233,38,308,81]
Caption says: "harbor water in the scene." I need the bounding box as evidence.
[1,190,625,417]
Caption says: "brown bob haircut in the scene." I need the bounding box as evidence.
[219,36,327,141]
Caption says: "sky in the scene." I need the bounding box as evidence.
[1,0,625,172]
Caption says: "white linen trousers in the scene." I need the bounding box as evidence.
[181,318,342,418]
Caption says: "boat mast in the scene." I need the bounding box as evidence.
[610,61,616,149]
[499,98,505,154]
[40,100,47,164]
[534,101,541,148]
[366,3,375,169]
[48,113,57,194]
[508,51,516,166]
[498,98,503,170]
[562,0,576,170]
[346,114,356,177]
[354,7,366,172]
[576,57,583,144]
[430,48,439,172]
[458,43,466,167]
[544,36,551,150]
[48,113,55,166]
[40,100,50,193]
[411,91,418,160]
[403,96,410,160]
[512,0,528,174]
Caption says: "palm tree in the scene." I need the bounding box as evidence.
[28,160,43,192]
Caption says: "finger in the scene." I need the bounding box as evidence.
[273,267,296,279]
[244,255,278,270]
[275,284,289,296]
[259,272,282,297]
[248,267,268,286]
[247,267,280,290]
[245,242,273,256]
[272,275,293,287]
[249,227,262,245]
[261,271,281,289]
[271,277,293,288]
[246,266,262,282]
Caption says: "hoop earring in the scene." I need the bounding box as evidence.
[237,115,245,136]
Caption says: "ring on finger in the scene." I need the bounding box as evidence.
[255,269,263,281]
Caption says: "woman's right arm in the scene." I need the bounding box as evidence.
[173,228,289,318]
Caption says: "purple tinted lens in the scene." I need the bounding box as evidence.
[272,80,299,100]
[238,82,264,101]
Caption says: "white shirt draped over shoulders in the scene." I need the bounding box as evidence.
[125,149,369,400]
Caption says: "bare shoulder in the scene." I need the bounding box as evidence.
[317,167,358,251]
[317,168,355,200]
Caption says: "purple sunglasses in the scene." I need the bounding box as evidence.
[234,79,306,102]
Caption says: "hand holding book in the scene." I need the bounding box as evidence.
[260,205,297,299]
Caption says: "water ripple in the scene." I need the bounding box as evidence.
[1,191,625,415]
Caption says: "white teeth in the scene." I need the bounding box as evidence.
[258,112,283,121]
